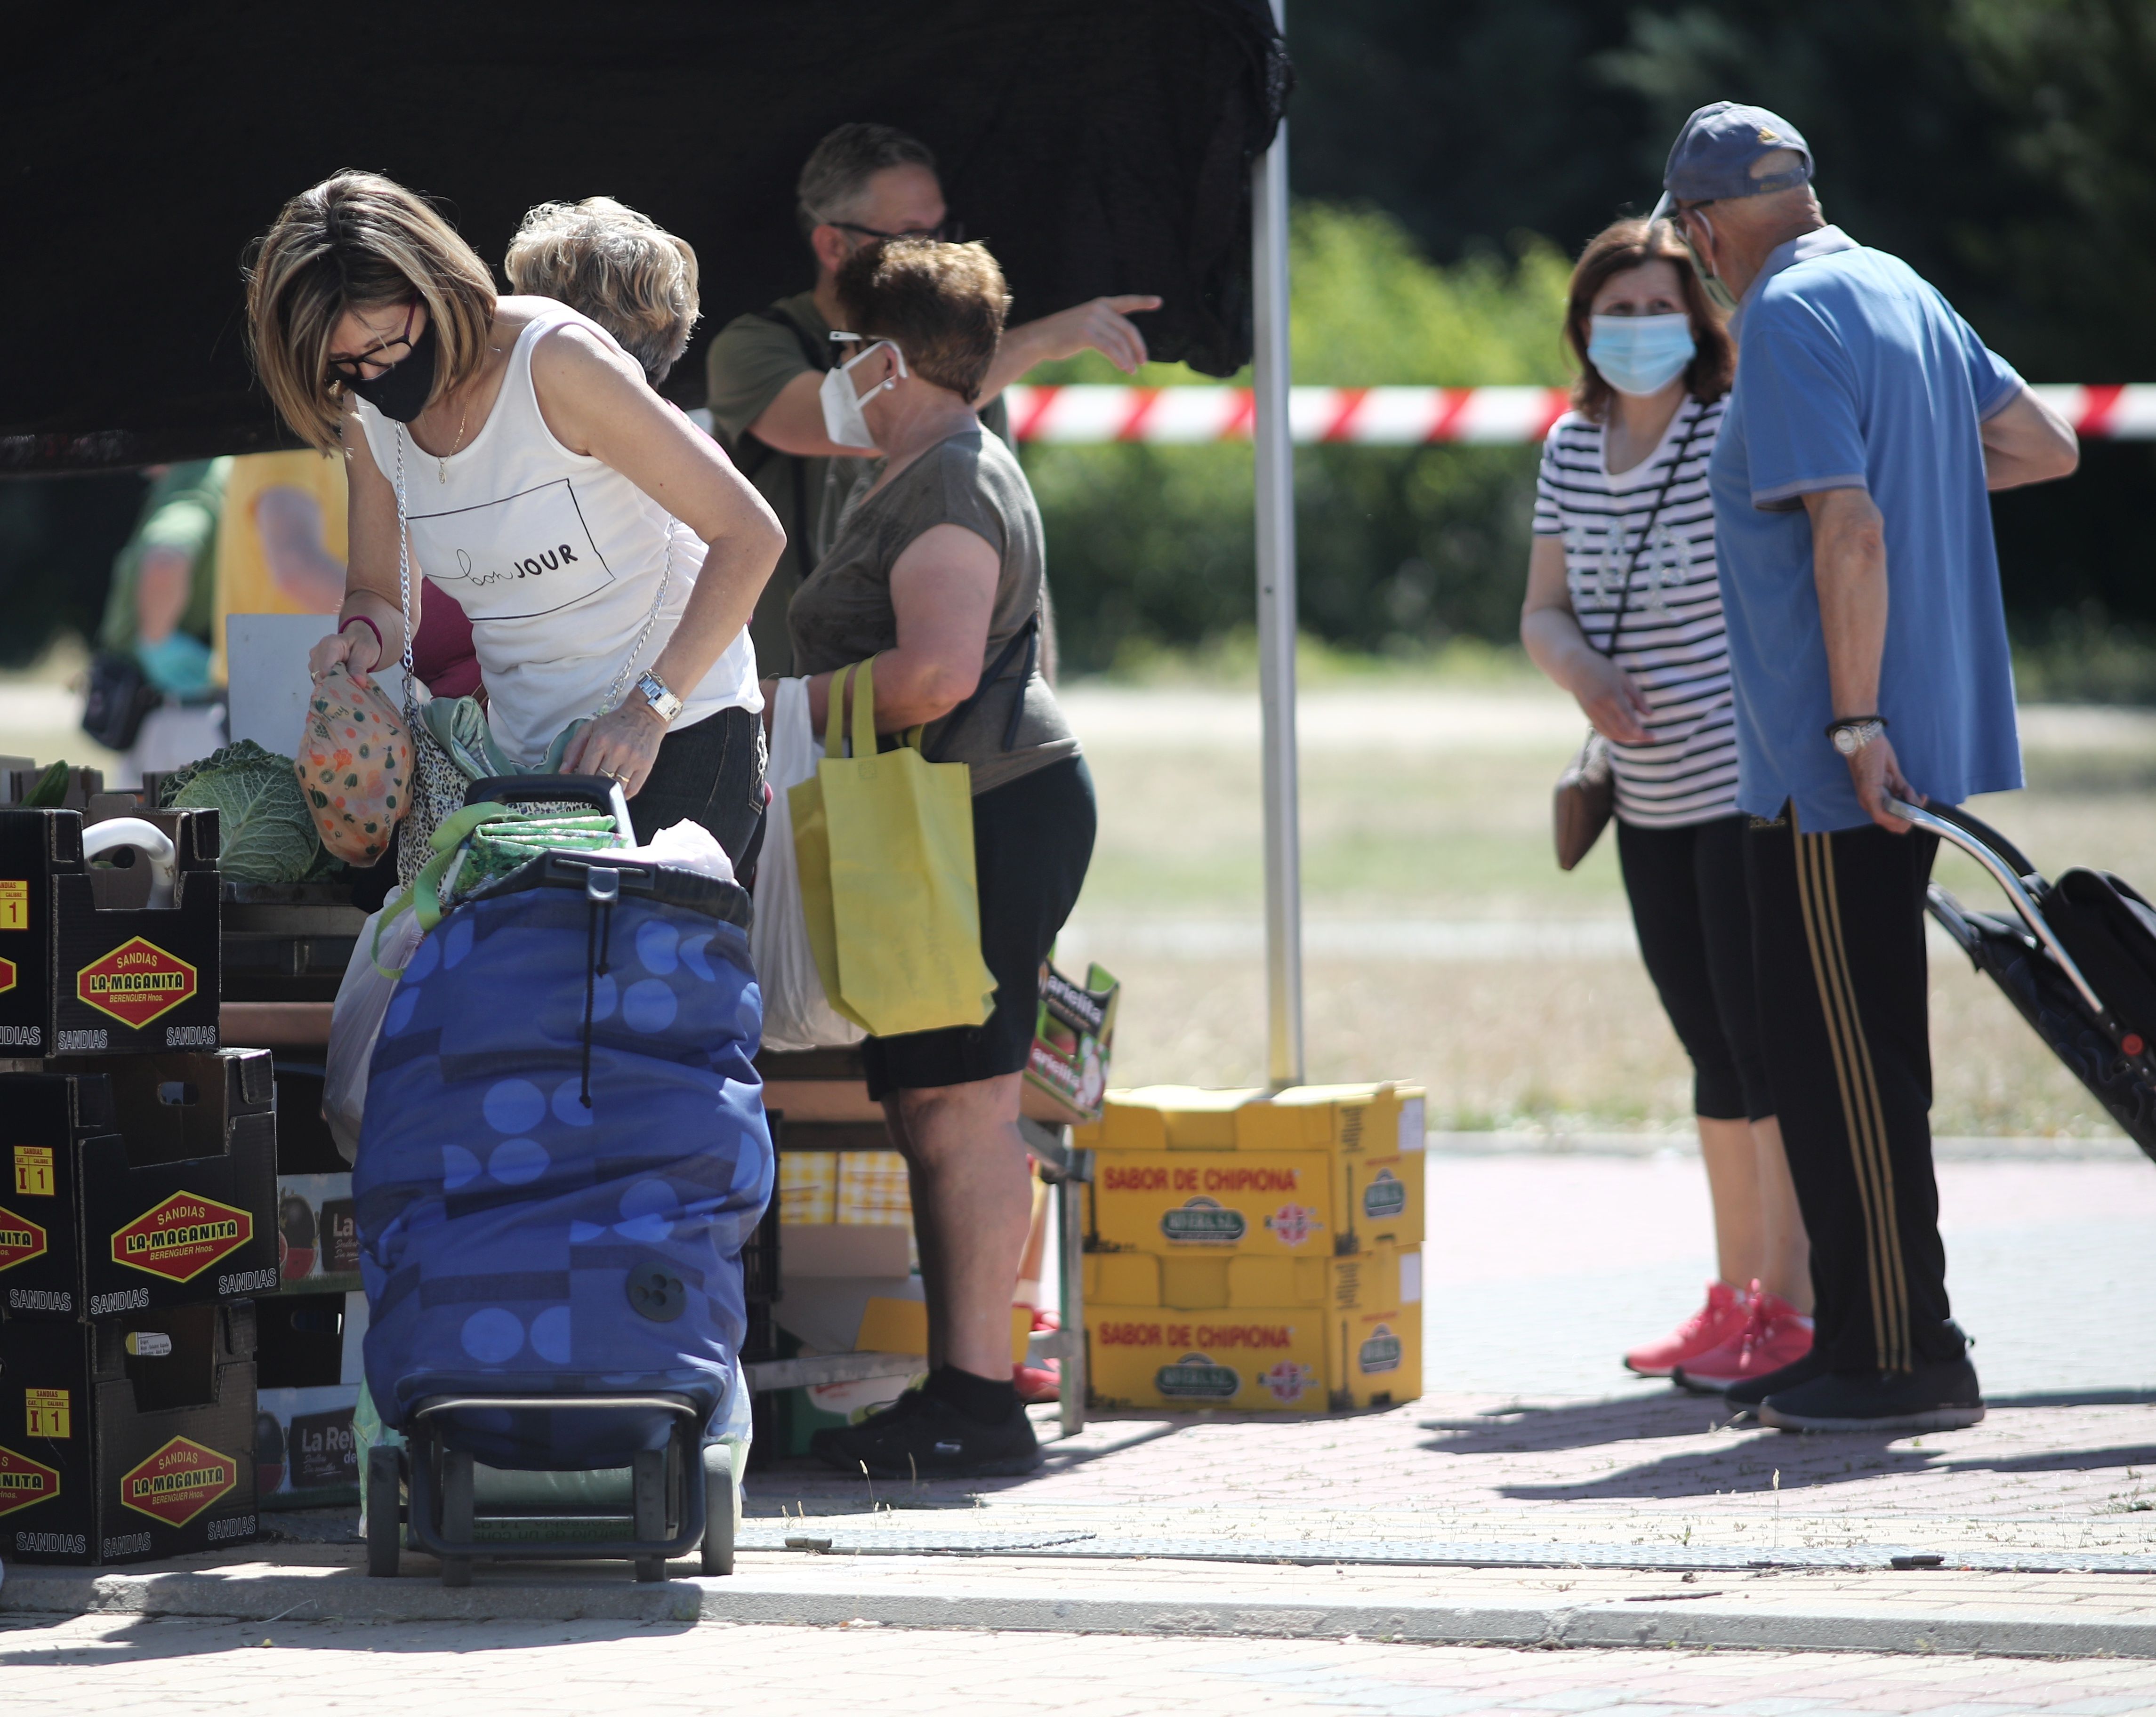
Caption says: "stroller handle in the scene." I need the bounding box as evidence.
[1888,795,2108,1020]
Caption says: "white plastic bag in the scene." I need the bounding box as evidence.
[749,677,865,1051]
[323,888,426,1163]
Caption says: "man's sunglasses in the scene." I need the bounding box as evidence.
[823,218,965,244]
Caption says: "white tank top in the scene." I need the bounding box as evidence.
[354,301,759,765]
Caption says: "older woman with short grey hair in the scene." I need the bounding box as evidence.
[505,196,700,385]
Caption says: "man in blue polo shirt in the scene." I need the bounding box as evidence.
[1658,103,2078,1431]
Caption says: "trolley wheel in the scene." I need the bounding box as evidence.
[440,1447,475,1589]
[632,1447,667,1583]
[700,1444,735,1577]
[364,1446,402,1579]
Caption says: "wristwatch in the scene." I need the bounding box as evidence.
[634,669,684,726]
[1826,715,1888,756]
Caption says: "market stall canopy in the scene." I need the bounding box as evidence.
[2,0,1287,472]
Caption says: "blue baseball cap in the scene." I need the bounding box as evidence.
[1651,102,1813,219]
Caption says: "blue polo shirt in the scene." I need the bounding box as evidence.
[1711,227,2027,832]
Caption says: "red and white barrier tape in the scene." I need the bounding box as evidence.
[1003,384,2156,444]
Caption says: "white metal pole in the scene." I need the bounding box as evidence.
[1251,0,1303,1089]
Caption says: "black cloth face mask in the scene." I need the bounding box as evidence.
[341,316,440,423]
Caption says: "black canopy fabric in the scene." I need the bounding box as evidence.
[3,0,1287,472]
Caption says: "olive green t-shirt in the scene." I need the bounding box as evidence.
[705,291,1012,677]
[788,427,1076,797]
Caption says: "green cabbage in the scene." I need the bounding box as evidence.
[158,740,333,883]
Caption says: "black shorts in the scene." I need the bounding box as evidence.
[1616,813,1773,1123]
[863,754,1096,1101]
[630,703,769,867]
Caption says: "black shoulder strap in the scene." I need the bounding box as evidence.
[1595,402,1707,663]
[728,304,833,560]
[924,610,1042,762]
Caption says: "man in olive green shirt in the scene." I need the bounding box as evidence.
[707,122,1158,673]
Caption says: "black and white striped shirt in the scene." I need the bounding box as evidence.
[1532,396,1738,827]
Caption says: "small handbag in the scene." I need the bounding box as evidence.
[1551,407,1705,871]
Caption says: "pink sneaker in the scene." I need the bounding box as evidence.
[1624,1281,1747,1377]
[1674,1282,1814,1394]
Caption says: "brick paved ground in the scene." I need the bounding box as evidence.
[10,1151,2155,1706]
[8,1613,2156,1715]
[756,1155,2156,1563]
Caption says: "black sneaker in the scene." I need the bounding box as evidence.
[1757,1356,1985,1433]
[1714,1347,1833,1409]
[810,1388,1044,1479]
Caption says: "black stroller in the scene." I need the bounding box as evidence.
[1898,796,2156,1164]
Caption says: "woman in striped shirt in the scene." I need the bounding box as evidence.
[1521,217,1812,1392]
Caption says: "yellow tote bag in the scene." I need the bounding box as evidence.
[788,659,997,1037]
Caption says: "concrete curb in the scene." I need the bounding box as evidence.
[7,1563,2155,1658]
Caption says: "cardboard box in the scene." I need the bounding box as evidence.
[1087,1308,1329,1414]
[1234,1083,1427,1159]
[0,1051,279,1321]
[1022,961,1119,1124]
[256,1384,359,1504]
[1086,1150,1340,1259]
[0,807,221,1056]
[1073,1086,1269,1153]
[1086,1242,1421,1313]
[1336,1144,1424,1251]
[0,1300,258,1565]
[275,1171,359,1292]
[1327,1299,1423,1411]
[256,1291,364,1507]
[1086,1144,1420,1262]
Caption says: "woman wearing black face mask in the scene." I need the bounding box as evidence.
[245,171,782,858]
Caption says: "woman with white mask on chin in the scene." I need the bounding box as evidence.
[777,237,1089,1483]
[1520,216,1815,1397]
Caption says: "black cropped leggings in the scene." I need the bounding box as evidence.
[1616,814,1774,1123]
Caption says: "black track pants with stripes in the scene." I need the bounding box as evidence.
[1746,809,1963,1373]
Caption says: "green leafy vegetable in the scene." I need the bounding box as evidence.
[159,740,329,884]
[23,760,71,807]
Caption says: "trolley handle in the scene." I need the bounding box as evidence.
[465,772,634,834]
[1888,795,2108,1021]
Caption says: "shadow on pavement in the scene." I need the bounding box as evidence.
[1415,1388,1721,1456]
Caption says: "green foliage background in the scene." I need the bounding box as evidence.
[1028,207,1576,672]
[1027,0,2156,683]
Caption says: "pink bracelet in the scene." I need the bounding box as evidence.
[343,615,384,659]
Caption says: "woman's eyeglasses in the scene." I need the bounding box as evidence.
[326,300,418,384]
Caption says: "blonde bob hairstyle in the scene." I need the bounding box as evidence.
[246,170,498,451]
[505,197,700,385]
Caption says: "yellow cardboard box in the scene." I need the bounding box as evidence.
[1337,1145,1424,1250]
[1327,1299,1423,1410]
[856,1297,1032,1364]
[1086,1146,1421,1260]
[1087,1307,1329,1413]
[1073,1086,1269,1153]
[1085,1242,1421,1314]
[1087,1150,1338,1257]
[1235,1083,1427,1159]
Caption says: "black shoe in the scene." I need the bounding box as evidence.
[809,1388,1044,1479]
[1757,1356,1984,1433]
[1716,1347,1833,1409]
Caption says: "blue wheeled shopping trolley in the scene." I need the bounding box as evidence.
[355,776,772,1585]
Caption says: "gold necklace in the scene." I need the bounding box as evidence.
[436,394,471,484]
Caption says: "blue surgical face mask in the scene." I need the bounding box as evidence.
[1587,313,1697,398]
